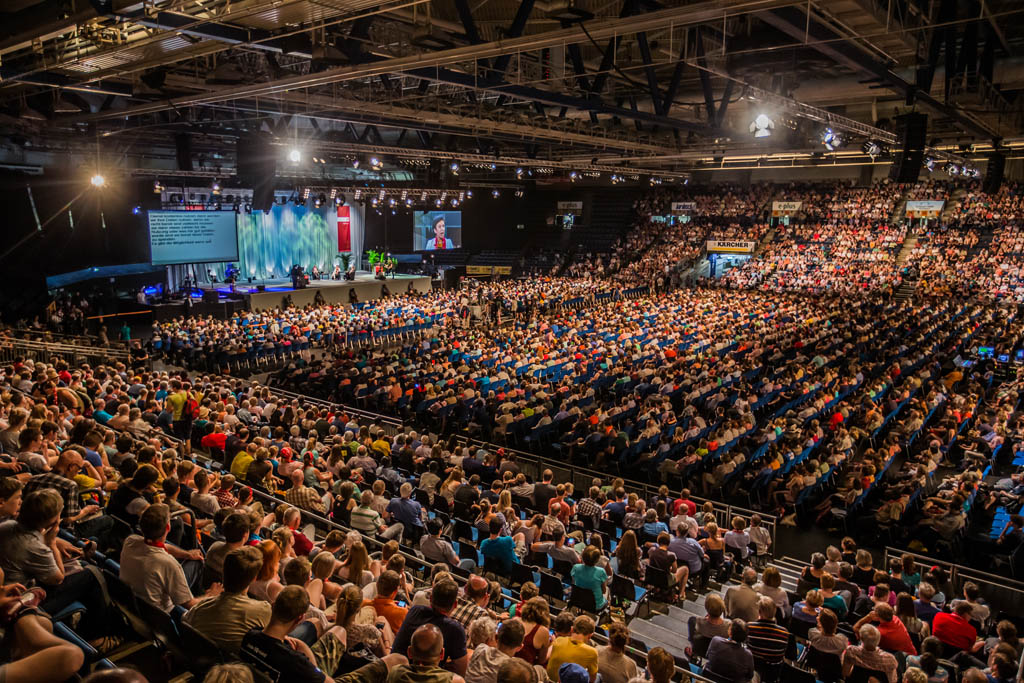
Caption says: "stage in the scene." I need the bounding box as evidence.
[198,272,434,309]
[148,272,435,320]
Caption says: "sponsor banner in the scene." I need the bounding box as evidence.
[706,239,756,253]
[556,200,583,212]
[671,201,696,212]
[771,201,802,217]
[493,266,512,275]
[466,265,493,275]
[905,200,944,218]
[337,205,351,251]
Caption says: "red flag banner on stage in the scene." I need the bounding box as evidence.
[337,206,351,251]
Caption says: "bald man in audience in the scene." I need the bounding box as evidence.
[389,624,466,683]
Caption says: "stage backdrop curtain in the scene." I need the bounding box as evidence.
[237,203,334,281]
[164,201,365,289]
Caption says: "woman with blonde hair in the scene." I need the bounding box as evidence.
[694,593,732,639]
[516,596,552,665]
[438,466,464,503]
[334,583,389,655]
[271,526,296,560]
[336,540,375,587]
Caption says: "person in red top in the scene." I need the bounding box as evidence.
[672,489,697,517]
[854,604,916,655]
[200,425,228,451]
[932,602,982,654]
[283,506,314,556]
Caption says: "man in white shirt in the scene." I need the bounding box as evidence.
[119,503,221,612]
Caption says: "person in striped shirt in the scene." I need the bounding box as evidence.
[350,490,403,541]
[746,595,791,673]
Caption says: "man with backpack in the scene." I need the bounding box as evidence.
[165,378,200,441]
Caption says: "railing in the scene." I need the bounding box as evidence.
[261,386,778,552]
[884,546,1024,618]
[0,337,143,369]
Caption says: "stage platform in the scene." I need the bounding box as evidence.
[198,272,433,309]
[148,272,435,321]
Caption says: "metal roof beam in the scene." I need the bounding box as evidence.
[405,66,717,135]
[61,0,800,125]
[758,6,998,139]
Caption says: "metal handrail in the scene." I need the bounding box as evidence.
[884,546,1024,616]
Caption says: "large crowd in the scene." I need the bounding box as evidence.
[4,177,1024,683]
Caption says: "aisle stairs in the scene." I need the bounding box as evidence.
[895,233,919,268]
[627,556,806,668]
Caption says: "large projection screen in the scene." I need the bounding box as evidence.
[148,210,239,266]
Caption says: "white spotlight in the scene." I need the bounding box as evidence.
[750,114,774,138]
[288,149,301,163]
[90,174,106,188]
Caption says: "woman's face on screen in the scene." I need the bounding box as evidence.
[434,219,446,238]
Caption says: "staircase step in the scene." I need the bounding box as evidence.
[667,604,704,624]
[629,618,692,654]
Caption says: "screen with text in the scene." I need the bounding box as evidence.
[413,211,462,251]
[148,210,239,266]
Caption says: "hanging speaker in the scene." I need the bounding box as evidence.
[175,133,194,172]
[237,133,276,212]
[888,113,927,183]
[983,152,1005,194]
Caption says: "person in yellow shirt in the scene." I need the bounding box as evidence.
[546,615,599,681]
[230,444,256,480]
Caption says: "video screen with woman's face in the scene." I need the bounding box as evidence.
[413,211,462,251]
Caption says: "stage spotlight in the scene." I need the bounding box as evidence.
[821,128,842,151]
[354,189,362,200]
[132,205,141,215]
[449,161,460,175]
[400,189,408,200]
[90,173,106,188]
[377,189,386,201]
[302,187,311,200]
[515,167,523,179]
[352,159,360,169]
[862,141,881,158]
[491,189,500,198]
[153,179,164,194]
[388,198,396,207]
[288,148,301,163]
[924,157,935,172]
[569,171,578,182]
[749,113,774,138]
[458,191,465,202]
[435,198,443,207]
[420,191,428,201]
[371,197,379,206]
[487,163,496,171]
[211,180,222,196]
[329,188,337,199]
[405,198,413,207]
[514,189,524,198]
[466,189,473,199]
[945,163,960,176]
[451,198,459,207]
[369,157,381,169]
